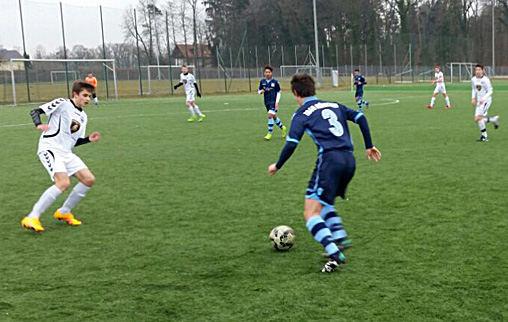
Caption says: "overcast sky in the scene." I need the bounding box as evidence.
[1,0,202,54]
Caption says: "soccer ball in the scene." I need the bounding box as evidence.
[269,225,295,251]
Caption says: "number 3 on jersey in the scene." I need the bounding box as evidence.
[321,109,344,137]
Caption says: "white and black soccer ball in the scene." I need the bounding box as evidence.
[269,225,295,251]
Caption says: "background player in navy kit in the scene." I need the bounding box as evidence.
[268,73,381,273]
[354,69,369,112]
[258,65,287,140]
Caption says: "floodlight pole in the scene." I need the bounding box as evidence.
[59,2,70,98]
[100,6,110,99]
[313,0,322,86]
[492,0,495,74]
[18,0,31,103]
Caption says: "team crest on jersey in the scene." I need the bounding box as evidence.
[271,83,275,87]
[183,79,188,84]
[476,85,482,91]
[71,119,81,133]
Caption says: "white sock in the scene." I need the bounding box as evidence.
[59,183,91,214]
[445,97,450,106]
[188,106,195,116]
[94,97,98,104]
[478,120,487,137]
[27,185,62,219]
[430,97,436,106]
[193,105,202,116]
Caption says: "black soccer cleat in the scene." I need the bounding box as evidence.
[477,136,489,142]
[320,252,346,273]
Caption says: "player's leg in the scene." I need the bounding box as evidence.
[23,172,70,232]
[272,112,287,137]
[427,91,438,109]
[443,92,451,109]
[355,94,364,112]
[54,167,95,226]
[186,100,197,122]
[476,101,491,141]
[482,102,499,129]
[320,205,351,249]
[265,110,275,140]
[92,93,98,106]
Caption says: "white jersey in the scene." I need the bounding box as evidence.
[37,98,88,155]
[434,72,444,84]
[180,73,196,94]
[471,76,493,101]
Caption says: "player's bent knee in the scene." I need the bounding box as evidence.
[55,178,71,191]
[82,174,95,187]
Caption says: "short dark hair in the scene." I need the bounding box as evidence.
[475,64,484,70]
[354,69,360,72]
[435,65,440,69]
[290,73,316,98]
[72,81,95,96]
[264,65,273,72]
[182,64,188,68]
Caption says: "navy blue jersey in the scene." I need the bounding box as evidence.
[258,78,281,107]
[354,74,367,92]
[286,97,365,153]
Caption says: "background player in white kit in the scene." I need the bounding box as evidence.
[471,64,499,142]
[427,65,451,110]
[22,81,100,232]
[174,64,205,122]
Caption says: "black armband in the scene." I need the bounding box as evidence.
[30,108,45,127]
[275,141,298,169]
[75,137,91,147]
[174,82,183,90]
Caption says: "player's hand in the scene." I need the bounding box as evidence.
[197,92,202,98]
[173,85,178,90]
[479,99,484,105]
[471,98,476,106]
[275,103,279,110]
[268,163,278,176]
[259,89,265,95]
[89,131,101,142]
[37,124,50,131]
[366,147,381,163]
[431,80,435,85]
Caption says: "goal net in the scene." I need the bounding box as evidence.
[142,65,195,95]
[280,65,334,86]
[50,70,81,84]
[7,58,117,106]
[448,62,474,83]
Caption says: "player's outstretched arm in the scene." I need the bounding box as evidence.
[173,82,183,90]
[75,132,100,147]
[353,111,381,163]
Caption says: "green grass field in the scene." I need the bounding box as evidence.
[1,83,507,321]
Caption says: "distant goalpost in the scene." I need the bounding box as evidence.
[9,58,118,106]
[448,62,474,83]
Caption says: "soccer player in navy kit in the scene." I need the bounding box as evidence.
[258,65,287,140]
[354,69,369,112]
[268,73,381,273]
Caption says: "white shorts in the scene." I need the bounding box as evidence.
[433,83,447,94]
[475,100,492,117]
[186,90,195,102]
[39,150,87,181]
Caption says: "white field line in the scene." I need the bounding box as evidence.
[0,99,402,129]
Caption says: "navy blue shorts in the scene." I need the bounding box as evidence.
[355,90,364,100]
[305,150,356,206]
[265,104,277,114]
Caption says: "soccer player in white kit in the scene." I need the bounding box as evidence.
[22,81,101,232]
[174,65,205,122]
[427,65,451,110]
[471,64,499,142]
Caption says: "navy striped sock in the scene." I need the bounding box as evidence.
[320,205,347,241]
[306,216,340,258]
[268,118,274,133]
[274,117,283,129]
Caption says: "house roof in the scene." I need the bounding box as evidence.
[173,44,212,58]
[0,49,23,60]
